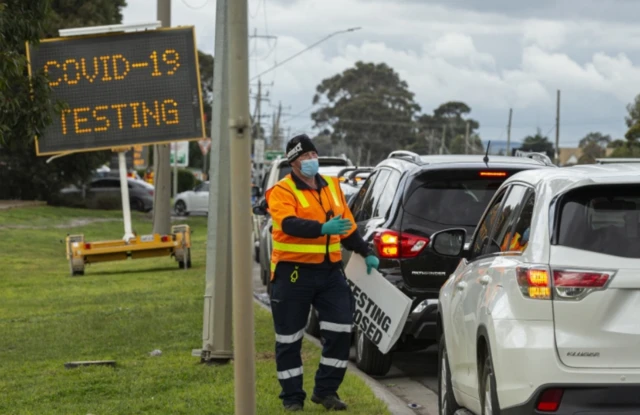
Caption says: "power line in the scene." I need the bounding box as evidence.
[179,0,209,10]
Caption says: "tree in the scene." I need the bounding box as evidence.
[311,62,421,165]
[520,129,554,158]
[187,51,214,171]
[577,132,610,164]
[0,0,128,201]
[415,101,480,154]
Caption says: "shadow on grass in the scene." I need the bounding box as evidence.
[82,266,181,277]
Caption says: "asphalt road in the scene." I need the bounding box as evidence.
[251,262,440,415]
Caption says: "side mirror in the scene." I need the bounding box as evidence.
[252,198,268,216]
[431,228,467,257]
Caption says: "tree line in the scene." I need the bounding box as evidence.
[307,61,640,166]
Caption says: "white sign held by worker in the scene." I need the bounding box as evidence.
[344,255,412,354]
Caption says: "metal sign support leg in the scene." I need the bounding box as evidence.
[118,150,135,241]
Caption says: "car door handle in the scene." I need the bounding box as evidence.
[456,281,467,291]
[479,275,491,285]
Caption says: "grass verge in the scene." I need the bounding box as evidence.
[0,206,390,414]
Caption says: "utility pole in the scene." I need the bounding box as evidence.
[228,0,256,413]
[199,0,233,365]
[506,108,513,156]
[555,90,561,165]
[439,124,446,155]
[152,0,172,235]
[464,121,470,155]
[271,102,282,150]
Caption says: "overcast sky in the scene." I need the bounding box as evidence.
[123,0,640,147]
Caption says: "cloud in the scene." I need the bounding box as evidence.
[122,0,640,145]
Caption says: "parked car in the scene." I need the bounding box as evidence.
[333,150,553,376]
[252,155,353,264]
[59,177,154,212]
[173,181,210,216]
[336,167,373,203]
[436,163,640,415]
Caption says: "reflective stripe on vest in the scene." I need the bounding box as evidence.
[323,176,341,207]
[272,240,341,254]
[282,177,309,208]
[272,221,281,231]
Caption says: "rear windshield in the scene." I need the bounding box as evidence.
[557,185,640,258]
[404,172,506,226]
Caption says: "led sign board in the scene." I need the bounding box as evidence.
[27,27,205,155]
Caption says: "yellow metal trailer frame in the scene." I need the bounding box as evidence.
[65,224,192,276]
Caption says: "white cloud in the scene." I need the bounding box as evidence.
[122,0,640,145]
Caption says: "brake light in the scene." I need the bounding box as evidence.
[479,171,507,177]
[536,388,563,412]
[84,243,91,250]
[373,230,429,259]
[552,269,613,300]
[516,266,551,300]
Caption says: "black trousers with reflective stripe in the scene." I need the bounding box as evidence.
[270,262,355,406]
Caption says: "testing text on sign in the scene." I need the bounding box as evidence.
[27,27,205,155]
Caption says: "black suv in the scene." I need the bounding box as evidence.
[333,150,553,376]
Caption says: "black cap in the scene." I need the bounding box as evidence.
[285,134,317,163]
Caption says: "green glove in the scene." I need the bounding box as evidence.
[365,255,379,275]
[321,215,352,236]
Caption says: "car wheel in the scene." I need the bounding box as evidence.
[174,200,188,216]
[305,307,321,338]
[130,198,144,212]
[438,335,460,415]
[354,326,393,376]
[481,349,500,415]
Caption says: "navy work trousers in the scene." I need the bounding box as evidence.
[270,262,355,407]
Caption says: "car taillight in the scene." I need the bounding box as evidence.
[552,269,614,300]
[516,266,551,300]
[161,235,171,242]
[84,243,91,249]
[373,230,429,259]
[536,388,563,412]
[479,171,507,177]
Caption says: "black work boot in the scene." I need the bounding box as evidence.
[284,402,304,411]
[311,394,347,410]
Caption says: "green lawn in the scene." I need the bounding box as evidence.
[0,206,390,415]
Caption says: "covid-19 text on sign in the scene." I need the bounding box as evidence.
[27,27,205,155]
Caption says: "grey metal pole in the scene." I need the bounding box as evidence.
[506,108,512,155]
[152,0,172,235]
[201,0,233,363]
[173,144,178,197]
[464,121,470,155]
[228,0,256,411]
[555,90,561,164]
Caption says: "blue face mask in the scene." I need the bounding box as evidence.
[300,159,319,178]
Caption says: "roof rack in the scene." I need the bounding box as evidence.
[514,150,555,167]
[388,150,421,163]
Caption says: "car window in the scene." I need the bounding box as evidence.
[470,188,508,259]
[556,184,640,258]
[350,170,378,217]
[486,185,528,255]
[359,169,390,221]
[404,173,506,227]
[374,170,400,218]
[503,191,535,253]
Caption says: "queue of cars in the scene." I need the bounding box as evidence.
[253,150,640,414]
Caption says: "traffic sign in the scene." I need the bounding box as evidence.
[198,138,212,155]
[265,150,284,161]
[170,141,189,167]
[27,27,206,155]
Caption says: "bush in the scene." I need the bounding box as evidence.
[171,169,199,193]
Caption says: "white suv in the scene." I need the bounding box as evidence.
[434,163,640,415]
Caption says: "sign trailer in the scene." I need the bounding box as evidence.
[28,23,206,276]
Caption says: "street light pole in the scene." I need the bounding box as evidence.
[250,27,361,81]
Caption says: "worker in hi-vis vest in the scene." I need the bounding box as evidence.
[265,134,380,411]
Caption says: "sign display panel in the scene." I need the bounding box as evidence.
[27,27,205,155]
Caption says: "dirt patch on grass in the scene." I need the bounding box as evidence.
[0,218,121,230]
